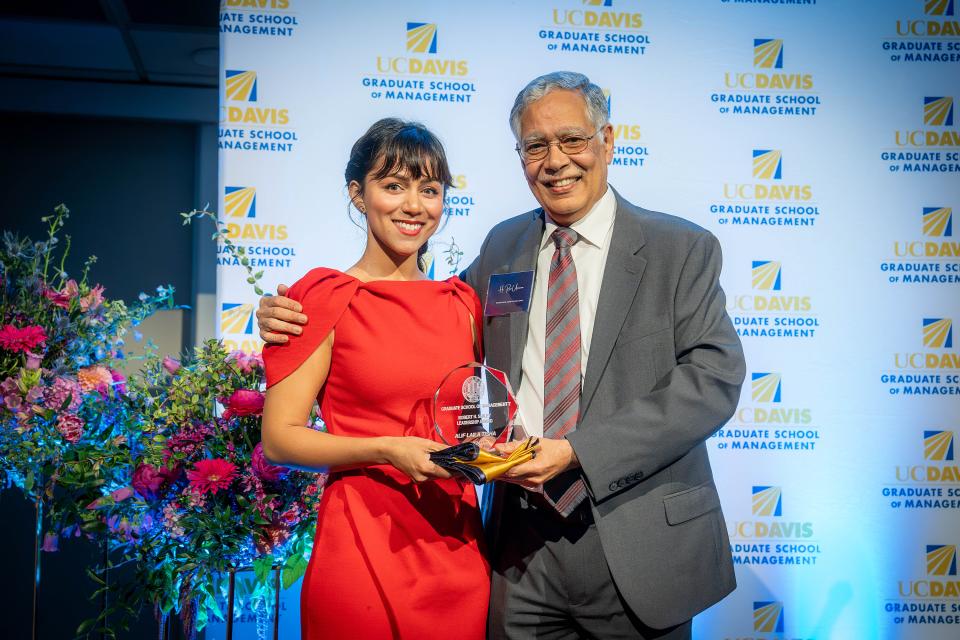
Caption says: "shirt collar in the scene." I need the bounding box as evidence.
[541,185,616,250]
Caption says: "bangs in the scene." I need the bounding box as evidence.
[368,126,453,188]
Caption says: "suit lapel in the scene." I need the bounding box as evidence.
[505,211,544,390]
[581,195,647,415]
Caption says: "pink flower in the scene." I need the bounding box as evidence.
[110,370,126,395]
[41,533,58,553]
[222,389,264,420]
[25,385,44,404]
[186,458,238,495]
[44,377,82,412]
[132,463,167,500]
[79,285,105,311]
[228,350,264,373]
[77,366,113,394]
[252,442,288,483]
[43,288,70,309]
[0,325,47,353]
[24,351,42,370]
[63,280,80,298]
[280,504,301,525]
[162,356,181,375]
[111,487,133,502]
[56,413,84,443]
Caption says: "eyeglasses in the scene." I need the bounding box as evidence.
[515,127,603,162]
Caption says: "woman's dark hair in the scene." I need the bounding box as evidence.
[345,118,453,268]
[345,117,453,193]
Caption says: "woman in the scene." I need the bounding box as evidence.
[261,118,489,638]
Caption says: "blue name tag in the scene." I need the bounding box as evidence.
[484,271,534,316]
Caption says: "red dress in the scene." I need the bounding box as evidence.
[263,268,490,639]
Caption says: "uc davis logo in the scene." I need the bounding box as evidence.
[753,601,784,633]
[923,207,953,236]
[927,544,957,575]
[924,96,954,126]
[583,0,614,5]
[923,318,953,348]
[752,486,782,516]
[754,39,784,69]
[752,150,782,180]
[751,373,782,403]
[926,0,956,16]
[752,260,782,290]
[225,70,257,102]
[221,303,255,335]
[406,23,438,53]
[224,187,256,219]
[924,430,955,461]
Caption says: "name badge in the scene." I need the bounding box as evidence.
[484,271,534,317]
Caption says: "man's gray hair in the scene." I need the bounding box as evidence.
[509,71,609,140]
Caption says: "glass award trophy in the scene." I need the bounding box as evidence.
[429,362,536,484]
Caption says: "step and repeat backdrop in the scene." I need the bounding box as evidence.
[216,1,959,638]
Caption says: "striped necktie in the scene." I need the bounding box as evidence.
[542,226,587,516]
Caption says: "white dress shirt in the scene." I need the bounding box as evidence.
[517,186,616,437]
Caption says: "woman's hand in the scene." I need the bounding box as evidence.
[380,436,453,482]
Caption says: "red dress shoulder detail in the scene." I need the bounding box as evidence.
[446,276,484,360]
[262,268,359,388]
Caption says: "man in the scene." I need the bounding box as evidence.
[257,71,745,639]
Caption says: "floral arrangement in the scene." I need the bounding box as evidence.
[1,205,324,639]
[0,205,175,544]
[90,341,322,636]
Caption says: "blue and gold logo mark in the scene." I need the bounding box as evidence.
[752,373,782,403]
[752,260,782,290]
[225,70,258,102]
[924,97,954,126]
[923,207,953,237]
[221,303,255,335]
[927,544,957,575]
[923,318,953,348]
[926,0,955,16]
[406,23,438,54]
[224,186,257,219]
[753,601,785,633]
[752,149,782,180]
[924,430,955,461]
[752,486,782,517]
[754,39,784,69]
[583,0,614,5]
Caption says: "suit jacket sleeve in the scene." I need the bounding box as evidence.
[568,231,745,502]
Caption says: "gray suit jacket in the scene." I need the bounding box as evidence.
[461,190,744,629]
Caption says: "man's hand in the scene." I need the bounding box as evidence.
[497,437,579,485]
[257,284,308,344]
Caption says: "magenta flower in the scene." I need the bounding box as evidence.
[132,463,168,500]
[252,442,288,483]
[110,369,127,395]
[0,325,47,353]
[43,288,71,309]
[162,356,181,375]
[222,389,265,419]
[186,458,238,495]
[56,413,84,443]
